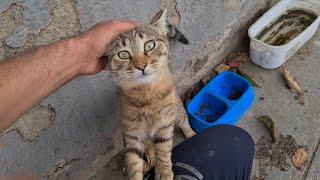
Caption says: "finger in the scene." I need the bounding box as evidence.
[84,20,136,57]
[101,20,136,41]
[108,20,137,34]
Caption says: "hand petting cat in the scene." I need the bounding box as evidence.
[78,20,136,75]
[0,20,135,133]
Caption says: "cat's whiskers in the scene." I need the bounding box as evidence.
[150,63,158,68]
[126,71,136,75]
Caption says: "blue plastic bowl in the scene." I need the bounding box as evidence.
[187,71,255,132]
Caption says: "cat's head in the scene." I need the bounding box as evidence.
[106,9,187,89]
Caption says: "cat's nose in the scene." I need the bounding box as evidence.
[135,63,147,71]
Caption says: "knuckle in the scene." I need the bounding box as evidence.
[109,20,120,25]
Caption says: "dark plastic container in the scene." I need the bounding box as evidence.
[187,71,255,132]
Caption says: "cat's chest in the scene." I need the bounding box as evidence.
[139,101,175,121]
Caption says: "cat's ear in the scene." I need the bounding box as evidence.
[150,9,189,44]
[150,9,168,33]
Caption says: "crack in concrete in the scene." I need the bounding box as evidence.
[303,137,320,179]
[43,158,81,179]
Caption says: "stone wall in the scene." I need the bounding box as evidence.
[0,0,274,179]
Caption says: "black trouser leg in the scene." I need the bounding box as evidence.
[144,125,254,180]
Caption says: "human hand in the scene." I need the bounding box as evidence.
[75,20,136,75]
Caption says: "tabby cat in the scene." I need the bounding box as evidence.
[106,9,196,180]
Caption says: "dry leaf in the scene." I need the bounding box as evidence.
[282,67,304,105]
[215,64,230,73]
[292,148,308,168]
[259,115,278,142]
[228,60,241,68]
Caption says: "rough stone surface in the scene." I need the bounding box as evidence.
[0,3,23,60]
[3,105,55,142]
[0,3,23,39]
[2,0,51,48]
[3,0,319,179]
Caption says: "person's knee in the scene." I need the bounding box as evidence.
[228,125,255,156]
[202,125,255,157]
[171,125,254,180]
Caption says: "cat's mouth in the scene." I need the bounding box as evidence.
[136,71,156,83]
[137,70,155,77]
[138,73,154,79]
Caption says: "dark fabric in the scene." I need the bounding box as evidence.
[144,125,254,180]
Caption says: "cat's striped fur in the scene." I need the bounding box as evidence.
[106,10,195,180]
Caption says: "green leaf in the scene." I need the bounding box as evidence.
[259,115,278,142]
[236,68,261,88]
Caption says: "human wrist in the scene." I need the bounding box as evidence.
[38,38,86,84]
[61,37,90,77]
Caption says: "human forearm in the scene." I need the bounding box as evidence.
[0,39,83,132]
[0,20,135,133]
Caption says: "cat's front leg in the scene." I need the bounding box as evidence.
[124,133,145,180]
[176,99,196,138]
[154,124,174,180]
[176,111,196,139]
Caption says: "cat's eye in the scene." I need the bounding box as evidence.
[144,40,155,52]
[118,51,131,60]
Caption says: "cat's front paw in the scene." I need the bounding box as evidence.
[155,169,174,180]
[185,129,196,139]
[145,142,156,167]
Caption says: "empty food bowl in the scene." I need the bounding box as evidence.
[249,0,320,69]
[187,71,255,132]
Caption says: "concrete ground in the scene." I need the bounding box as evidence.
[0,0,319,179]
[238,29,320,180]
